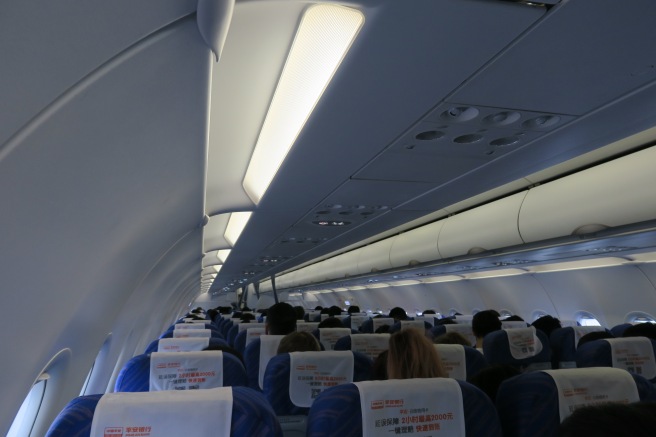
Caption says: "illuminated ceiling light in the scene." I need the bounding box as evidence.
[242,4,365,204]
[211,265,222,273]
[463,268,527,280]
[390,279,421,287]
[366,283,390,289]
[217,249,231,263]
[527,257,627,273]
[332,287,348,292]
[420,275,463,284]
[224,212,252,246]
[347,285,367,291]
[627,251,656,263]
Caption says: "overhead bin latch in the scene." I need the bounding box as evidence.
[197,0,235,62]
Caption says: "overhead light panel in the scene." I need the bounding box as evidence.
[242,4,365,204]
[224,212,252,246]
[420,275,463,284]
[463,268,527,280]
[217,249,231,263]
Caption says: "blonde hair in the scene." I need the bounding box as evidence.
[387,328,446,379]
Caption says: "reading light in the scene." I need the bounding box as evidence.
[224,212,252,246]
[217,249,231,263]
[242,4,364,203]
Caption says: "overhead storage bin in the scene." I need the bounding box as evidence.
[519,146,656,242]
[356,238,395,274]
[438,192,527,258]
[389,220,444,268]
[332,248,363,279]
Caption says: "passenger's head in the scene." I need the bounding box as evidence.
[560,402,656,437]
[293,306,306,320]
[318,317,345,328]
[276,331,321,354]
[577,330,614,347]
[422,309,436,315]
[434,332,473,347]
[623,322,656,340]
[240,313,255,322]
[435,318,457,326]
[375,324,391,334]
[387,329,445,379]
[388,307,408,321]
[531,315,562,338]
[472,310,501,339]
[467,365,520,402]
[372,350,389,380]
[347,305,361,314]
[314,306,323,311]
[503,315,524,322]
[265,302,297,335]
[328,305,343,317]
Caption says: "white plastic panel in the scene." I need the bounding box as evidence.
[534,264,656,328]
[438,192,527,258]
[332,248,364,279]
[519,147,656,242]
[357,239,395,274]
[389,221,444,268]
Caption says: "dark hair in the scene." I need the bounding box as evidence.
[328,306,342,317]
[318,317,345,328]
[577,330,614,347]
[347,305,361,314]
[531,315,562,338]
[314,306,323,311]
[435,318,457,326]
[266,303,297,335]
[560,402,656,437]
[203,344,245,367]
[472,310,501,339]
[434,332,472,347]
[422,309,436,315]
[504,315,524,322]
[240,313,255,322]
[388,307,408,321]
[468,365,520,403]
[623,322,656,340]
[372,350,389,380]
[293,306,306,320]
[375,324,391,334]
[277,332,321,354]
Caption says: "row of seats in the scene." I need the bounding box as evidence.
[47,367,656,437]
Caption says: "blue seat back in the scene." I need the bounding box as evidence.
[144,336,229,354]
[483,329,551,371]
[114,351,247,392]
[262,351,373,416]
[576,337,656,382]
[496,369,656,437]
[45,387,283,437]
[306,379,501,437]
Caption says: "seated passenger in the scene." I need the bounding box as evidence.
[265,302,297,335]
[623,322,656,340]
[388,306,408,322]
[293,305,305,320]
[434,331,472,347]
[387,329,446,379]
[531,315,562,338]
[467,364,520,403]
[472,310,501,349]
[328,305,343,317]
[560,402,656,437]
[577,330,614,347]
[347,305,361,314]
[318,317,346,329]
[277,332,321,354]
[371,350,389,380]
[503,315,524,322]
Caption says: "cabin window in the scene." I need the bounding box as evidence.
[575,311,602,327]
[532,310,548,321]
[7,374,47,437]
[448,308,460,317]
[499,309,513,319]
[471,308,481,315]
[625,311,656,324]
[80,333,112,396]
